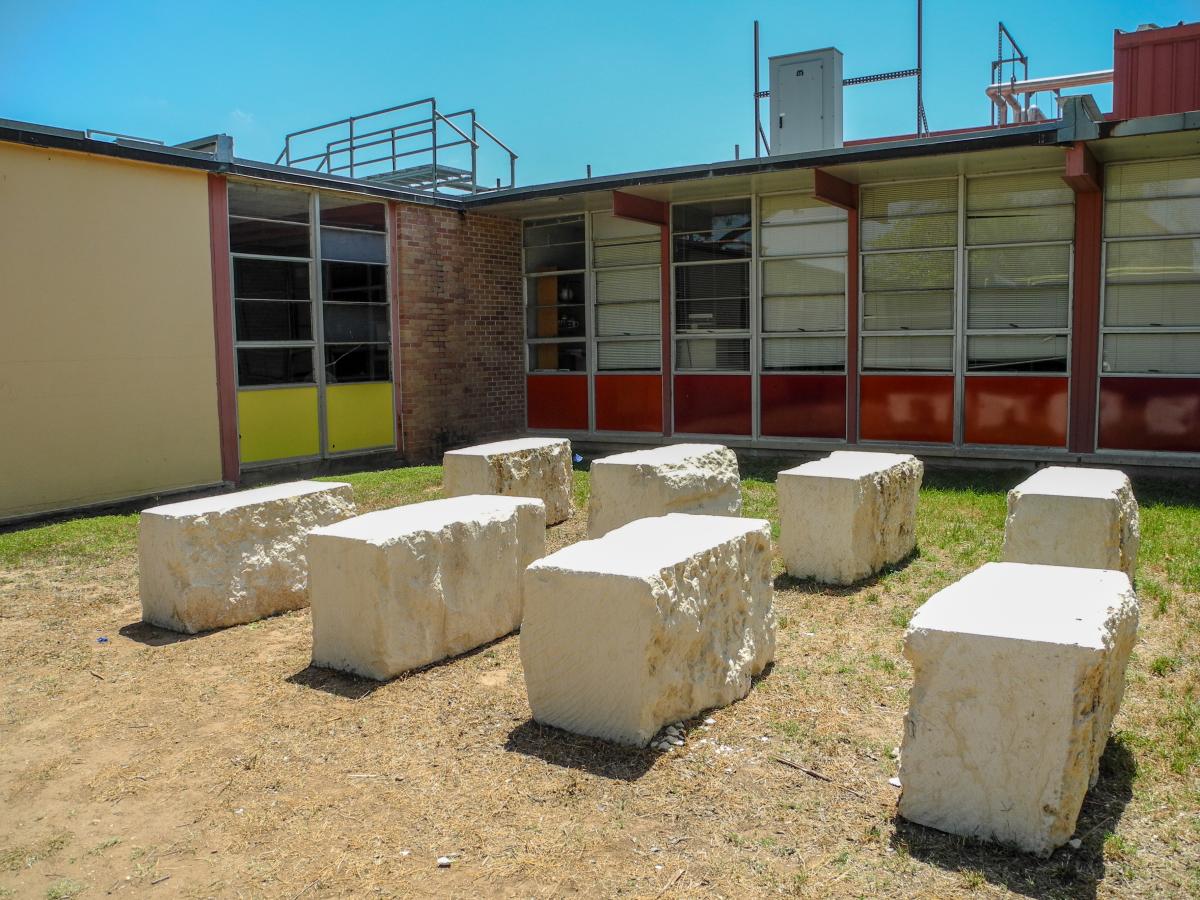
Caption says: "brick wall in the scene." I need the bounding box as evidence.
[393,202,525,462]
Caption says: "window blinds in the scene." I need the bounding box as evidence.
[862,335,953,371]
[966,172,1074,244]
[967,245,1070,329]
[861,179,957,250]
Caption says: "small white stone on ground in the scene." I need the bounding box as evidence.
[1001,466,1140,579]
[309,495,546,680]
[1068,839,1082,849]
[139,481,356,634]
[521,513,775,746]
[586,444,741,538]
[437,857,451,868]
[888,777,902,788]
[704,718,716,726]
[443,437,574,525]
[777,451,923,585]
[899,562,1139,856]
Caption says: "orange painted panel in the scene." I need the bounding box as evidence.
[1099,377,1200,453]
[527,375,588,430]
[674,375,752,435]
[760,375,846,439]
[860,375,954,443]
[595,375,663,433]
[964,376,1068,448]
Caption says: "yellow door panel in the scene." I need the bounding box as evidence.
[237,387,320,464]
[326,382,395,453]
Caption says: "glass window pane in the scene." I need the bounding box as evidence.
[675,262,750,332]
[524,216,585,273]
[862,335,953,371]
[594,239,659,267]
[761,221,848,256]
[229,182,309,222]
[597,267,659,303]
[597,301,659,336]
[763,257,845,296]
[863,291,955,331]
[235,300,312,342]
[597,340,660,371]
[323,304,390,343]
[1105,239,1200,325]
[763,295,845,332]
[237,347,314,386]
[861,179,958,250]
[320,227,386,264]
[968,245,1070,329]
[325,344,391,383]
[762,336,845,371]
[230,218,311,257]
[528,342,587,373]
[1103,333,1200,374]
[674,338,750,371]
[967,335,1068,373]
[319,195,386,231]
[862,251,955,332]
[966,173,1074,244]
[672,199,752,262]
[233,258,309,301]
[323,262,387,303]
[527,273,586,338]
[760,193,846,225]
[863,250,955,291]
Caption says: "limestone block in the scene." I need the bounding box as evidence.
[778,451,923,585]
[443,437,573,525]
[521,513,775,746]
[586,444,741,538]
[899,562,1139,855]
[1002,466,1140,580]
[139,481,356,634]
[309,495,546,680]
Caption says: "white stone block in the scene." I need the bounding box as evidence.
[778,451,923,585]
[899,562,1139,856]
[1002,466,1140,580]
[586,443,741,538]
[443,437,573,525]
[309,495,546,680]
[139,481,356,634]
[521,513,775,746]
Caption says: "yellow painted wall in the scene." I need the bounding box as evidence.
[237,387,320,463]
[0,142,222,520]
[326,382,395,453]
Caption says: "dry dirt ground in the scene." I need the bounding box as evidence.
[0,463,1197,898]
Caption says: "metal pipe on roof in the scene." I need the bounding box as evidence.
[986,70,1112,124]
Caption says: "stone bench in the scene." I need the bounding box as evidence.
[586,443,741,538]
[777,451,923,585]
[1002,466,1140,580]
[443,437,573,525]
[898,561,1139,855]
[521,513,775,746]
[309,495,546,680]
[139,481,356,634]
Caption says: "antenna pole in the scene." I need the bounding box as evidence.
[754,20,762,158]
[916,0,925,136]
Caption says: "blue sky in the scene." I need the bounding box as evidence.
[2,0,1197,186]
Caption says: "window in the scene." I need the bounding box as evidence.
[320,197,390,384]
[759,192,847,371]
[860,179,957,372]
[1103,158,1200,375]
[593,211,662,372]
[965,173,1073,373]
[673,199,751,371]
[525,215,587,372]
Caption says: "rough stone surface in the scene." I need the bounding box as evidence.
[139,481,356,634]
[586,444,741,538]
[443,437,572,525]
[521,513,775,747]
[778,451,923,585]
[309,495,546,680]
[899,562,1139,856]
[1002,466,1140,580]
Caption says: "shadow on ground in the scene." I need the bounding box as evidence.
[890,736,1137,899]
[119,621,212,647]
[504,719,659,781]
[773,548,921,595]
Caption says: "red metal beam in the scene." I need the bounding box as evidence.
[1063,141,1102,194]
[206,174,239,483]
[813,169,858,211]
[613,190,669,226]
[1069,189,1102,454]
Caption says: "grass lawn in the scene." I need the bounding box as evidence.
[0,459,1197,897]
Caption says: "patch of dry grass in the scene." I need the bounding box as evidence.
[0,460,1197,897]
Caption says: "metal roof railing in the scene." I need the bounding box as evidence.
[274,98,517,194]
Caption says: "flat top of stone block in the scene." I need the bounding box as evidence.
[311,494,543,545]
[144,481,350,518]
[1013,466,1130,499]
[593,443,729,468]
[443,437,569,457]
[909,562,1132,649]
[529,513,767,579]
[780,450,917,480]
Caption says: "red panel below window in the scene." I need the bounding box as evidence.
[1099,377,1200,453]
[964,376,1068,448]
[760,375,846,439]
[595,374,663,433]
[527,375,589,431]
[674,375,752,435]
[860,375,954,444]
